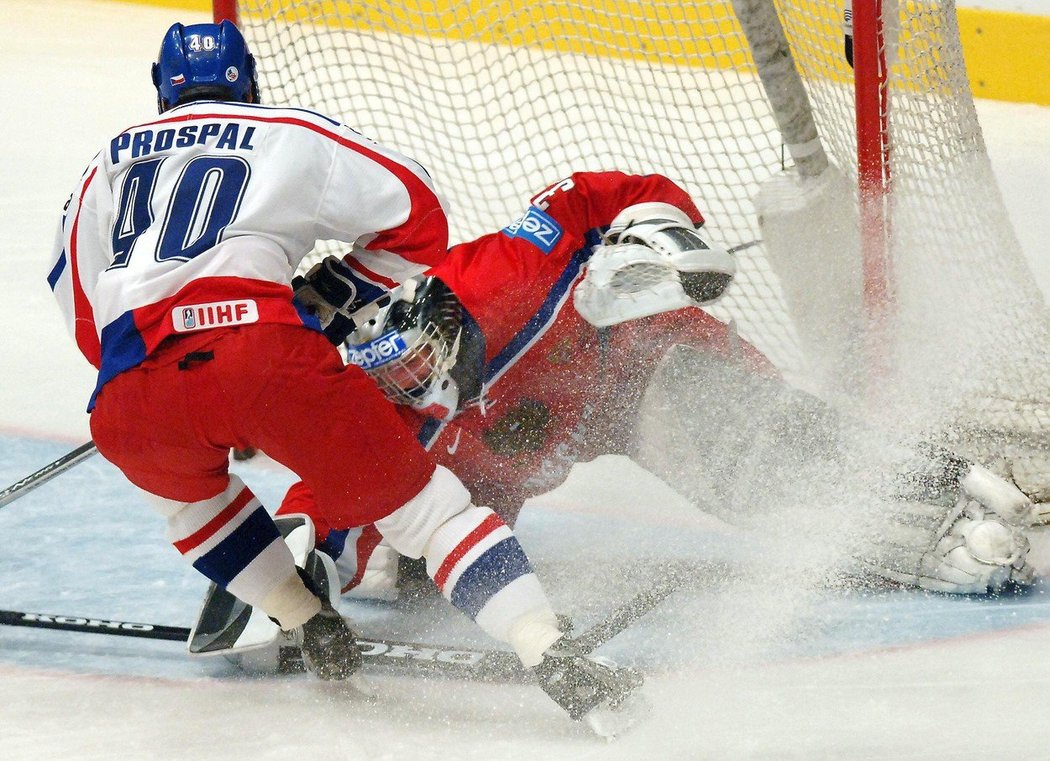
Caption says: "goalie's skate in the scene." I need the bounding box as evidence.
[533,638,649,737]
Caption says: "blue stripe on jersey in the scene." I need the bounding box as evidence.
[47,253,67,291]
[318,528,350,561]
[191,506,281,588]
[449,536,534,619]
[89,311,149,410]
[484,229,602,384]
[417,417,444,449]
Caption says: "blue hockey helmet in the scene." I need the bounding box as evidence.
[151,21,259,113]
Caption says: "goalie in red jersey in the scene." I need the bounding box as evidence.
[282,170,1037,603]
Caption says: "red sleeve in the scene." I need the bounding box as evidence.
[533,171,704,228]
[429,171,705,359]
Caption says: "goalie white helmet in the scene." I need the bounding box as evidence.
[574,202,736,327]
[346,277,483,421]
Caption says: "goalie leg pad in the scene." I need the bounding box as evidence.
[863,497,1034,595]
[960,464,1034,526]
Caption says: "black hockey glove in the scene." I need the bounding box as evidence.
[294,563,362,680]
[292,256,361,323]
[292,255,396,345]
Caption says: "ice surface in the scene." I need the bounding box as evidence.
[3,1,1050,759]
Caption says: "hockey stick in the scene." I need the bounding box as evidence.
[727,240,762,255]
[572,575,682,655]
[0,607,531,681]
[0,609,190,641]
[0,441,97,509]
[0,580,679,683]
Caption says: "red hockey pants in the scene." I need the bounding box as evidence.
[90,323,435,527]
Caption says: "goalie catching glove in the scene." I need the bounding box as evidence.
[574,202,737,327]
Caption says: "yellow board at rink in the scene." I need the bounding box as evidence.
[957,9,1050,105]
[117,0,1050,105]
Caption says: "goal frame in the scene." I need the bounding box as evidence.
[211,0,893,340]
[213,0,237,24]
[851,0,892,370]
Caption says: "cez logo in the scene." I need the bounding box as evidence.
[502,206,563,254]
[346,331,407,370]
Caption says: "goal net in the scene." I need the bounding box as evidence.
[218,0,1050,484]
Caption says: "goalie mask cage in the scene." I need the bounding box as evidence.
[213,0,1050,465]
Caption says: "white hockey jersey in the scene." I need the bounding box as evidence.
[46,100,449,406]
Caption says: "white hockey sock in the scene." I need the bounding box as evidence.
[146,475,310,626]
[376,465,562,666]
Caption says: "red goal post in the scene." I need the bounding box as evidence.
[213,0,237,24]
[212,0,1050,478]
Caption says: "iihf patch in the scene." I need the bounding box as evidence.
[226,67,239,83]
[172,300,259,332]
[501,206,563,254]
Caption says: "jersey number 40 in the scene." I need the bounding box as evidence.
[110,155,250,269]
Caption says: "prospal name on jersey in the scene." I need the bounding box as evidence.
[173,300,259,332]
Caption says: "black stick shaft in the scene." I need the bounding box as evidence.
[0,582,678,681]
[575,578,679,654]
[0,609,189,641]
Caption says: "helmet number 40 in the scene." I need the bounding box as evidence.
[186,34,218,53]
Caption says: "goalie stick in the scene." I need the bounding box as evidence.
[0,440,97,509]
[0,578,679,684]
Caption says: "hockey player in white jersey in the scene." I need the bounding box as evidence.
[46,20,642,730]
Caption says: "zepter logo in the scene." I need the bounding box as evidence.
[346,331,409,370]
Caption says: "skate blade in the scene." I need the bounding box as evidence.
[317,671,378,702]
[584,689,652,739]
[344,672,378,701]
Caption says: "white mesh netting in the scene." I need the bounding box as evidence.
[230,0,1050,476]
